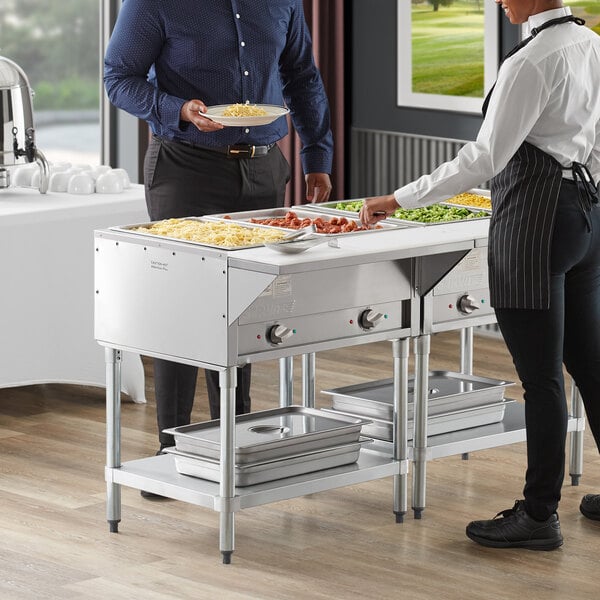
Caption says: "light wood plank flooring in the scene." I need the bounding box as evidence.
[1,332,599,600]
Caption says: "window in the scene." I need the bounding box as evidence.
[397,0,499,114]
[0,0,100,165]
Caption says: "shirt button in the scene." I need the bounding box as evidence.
[236,13,240,18]
[244,70,249,76]
[245,128,250,134]
[240,41,245,47]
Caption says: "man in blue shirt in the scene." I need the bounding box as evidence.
[104,0,334,496]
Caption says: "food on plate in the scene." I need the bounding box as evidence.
[222,103,268,117]
[247,210,379,233]
[446,192,492,210]
[132,218,287,246]
[333,200,488,223]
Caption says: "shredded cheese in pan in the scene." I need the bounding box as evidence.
[132,219,286,247]
[222,103,268,117]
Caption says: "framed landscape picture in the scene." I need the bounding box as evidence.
[397,0,499,114]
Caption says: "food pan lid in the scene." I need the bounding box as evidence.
[163,406,371,452]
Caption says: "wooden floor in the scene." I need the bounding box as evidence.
[1,331,599,600]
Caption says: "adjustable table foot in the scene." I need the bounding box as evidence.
[108,520,120,533]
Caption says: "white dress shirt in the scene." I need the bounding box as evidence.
[395,7,600,209]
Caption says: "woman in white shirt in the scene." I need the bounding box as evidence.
[361,0,600,550]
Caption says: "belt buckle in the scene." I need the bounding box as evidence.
[228,145,255,158]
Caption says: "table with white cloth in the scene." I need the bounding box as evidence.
[0,184,149,402]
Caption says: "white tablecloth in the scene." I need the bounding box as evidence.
[0,185,149,402]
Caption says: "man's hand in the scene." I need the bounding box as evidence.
[180,100,224,132]
[305,173,332,203]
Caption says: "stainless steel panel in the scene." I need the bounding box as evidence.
[163,406,371,464]
[323,371,512,421]
[324,401,507,442]
[420,246,496,333]
[164,438,369,486]
[232,258,414,357]
[94,231,231,365]
[432,247,489,295]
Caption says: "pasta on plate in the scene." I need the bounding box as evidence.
[222,103,268,117]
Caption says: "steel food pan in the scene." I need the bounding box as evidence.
[314,192,491,226]
[323,401,507,442]
[322,371,512,422]
[164,438,370,486]
[109,216,285,250]
[208,207,400,236]
[386,204,491,226]
[163,406,371,464]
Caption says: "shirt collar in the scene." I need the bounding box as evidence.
[524,7,573,36]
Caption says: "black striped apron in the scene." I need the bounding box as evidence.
[484,15,593,309]
[488,142,563,309]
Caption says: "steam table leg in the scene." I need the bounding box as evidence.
[412,335,431,519]
[105,347,122,533]
[460,327,474,461]
[279,356,294,407]
[569,383,584,486]
[219,368,237,564]
[392,338,410,523]
[302,353,316,408]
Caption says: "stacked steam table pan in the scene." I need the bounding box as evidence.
[322,371,512,442]
[163,406,371,486]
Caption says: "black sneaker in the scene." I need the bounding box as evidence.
[140,448,168,500]
[466,500,563,550]
[580,494,600,521]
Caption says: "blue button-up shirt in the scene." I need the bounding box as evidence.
[104,0,333,174]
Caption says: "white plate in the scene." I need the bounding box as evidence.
[204,104,289,126]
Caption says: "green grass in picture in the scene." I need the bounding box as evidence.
[569,1,600,33]
[411,3,485,98]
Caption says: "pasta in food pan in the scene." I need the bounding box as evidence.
[122,218,287,249]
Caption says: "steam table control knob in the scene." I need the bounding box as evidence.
[359,309,384,330]
[268,324,294,345]
[457,294,480,315]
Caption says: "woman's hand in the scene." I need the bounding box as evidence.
[180,100,224,132]
[359,194,398,226]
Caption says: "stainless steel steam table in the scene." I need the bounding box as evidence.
[95,217,492,562]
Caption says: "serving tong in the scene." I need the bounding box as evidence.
[264,224,328,254]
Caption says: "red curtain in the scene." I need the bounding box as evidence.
[279,0,345,205]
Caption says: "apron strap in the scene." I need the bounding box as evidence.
[564,162,599,232]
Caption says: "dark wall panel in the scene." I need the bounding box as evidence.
[351,0,518,142]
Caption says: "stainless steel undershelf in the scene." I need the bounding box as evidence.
[368,401,585,461]
[107,450,404,511]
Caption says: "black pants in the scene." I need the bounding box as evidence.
[495,181,600,521]
[144,136,290,447]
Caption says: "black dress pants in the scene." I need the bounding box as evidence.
[143,136,290,447]
[494,181,600,521]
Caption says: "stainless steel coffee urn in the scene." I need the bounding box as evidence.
[0,56,49,193]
